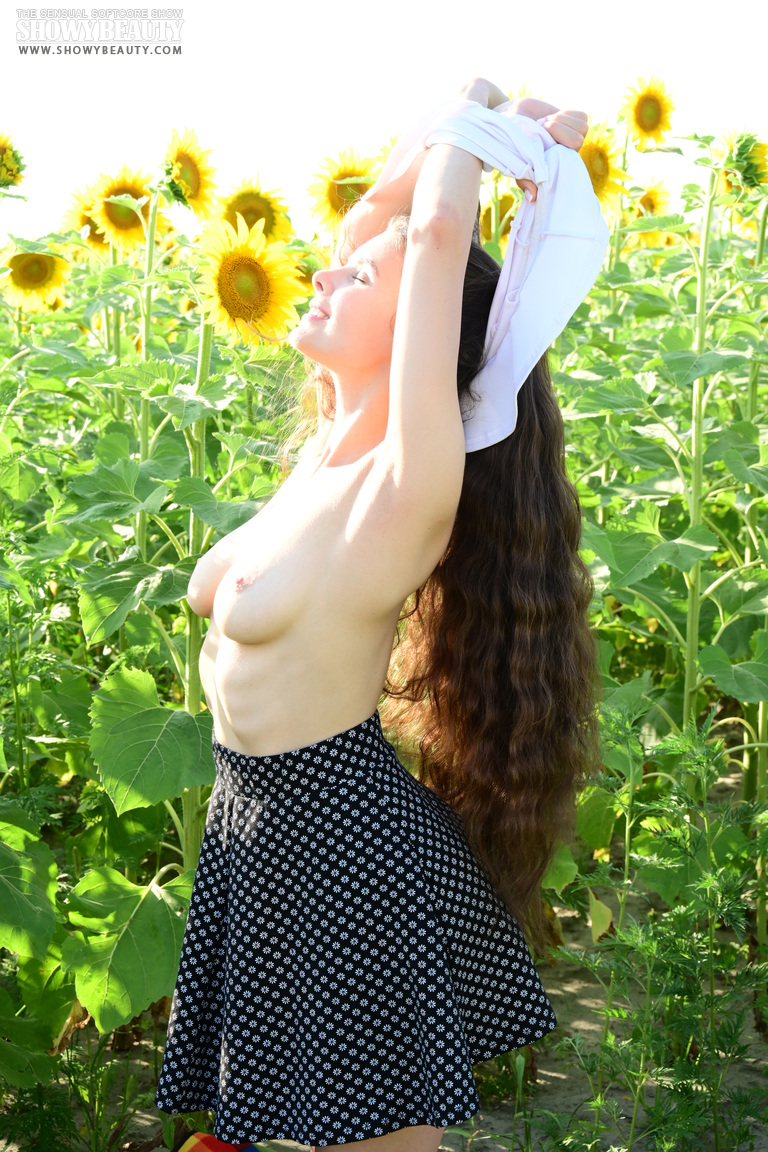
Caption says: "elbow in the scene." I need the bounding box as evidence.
[408,205,463,245]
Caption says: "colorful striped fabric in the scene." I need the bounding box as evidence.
[173,1134,261,1152]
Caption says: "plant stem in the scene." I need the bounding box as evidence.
[5,592,26,791]
[744,199,767,946]
[135,187,161,559]
[757,699,767,962]
[593,734,638,1136]
[109,242,122,375]
[703,802,722,1152]
[682,169,717,736]
[627,964,654,1151]
[181,317,214,872]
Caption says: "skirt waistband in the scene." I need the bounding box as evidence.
[211,707,387,800]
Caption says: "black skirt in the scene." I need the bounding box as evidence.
[154,708,557,1145]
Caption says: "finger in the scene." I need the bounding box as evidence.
[540,115,589,151]
[543,112,589,135]
[514,177,537,202]
[542,122,588,151]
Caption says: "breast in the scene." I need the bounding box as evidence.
[210,471,351,647]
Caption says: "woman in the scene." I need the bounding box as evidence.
[155,77,602,1152]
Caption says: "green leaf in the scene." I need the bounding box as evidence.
[78,557,196,643]
[541,843,578,893]
[661,524,720,571]
[60,867,194,1033]
[587,888,613,943]
[16,924,78,1049]
[90,667,214,813]
[96,708,215,813]
[172,476,265,533]
[659,324,694,352]
[621,213,690,235]
[89,666,161,766]
[0,554,35,606]
[0,987,56,1087]
[154,375,236,430]
[90,361,190,397]
[29,673,92,735]
[709,570,768,619]
[723,449,768,494]
[658,349,748,386]
[0,839,58,960]
[577,787,618,851]
[698,644,768,703]
[703,421,759,466]
[56,459,170,524]
[560,378,648,419]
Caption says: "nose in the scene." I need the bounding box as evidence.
[312,267,329,293]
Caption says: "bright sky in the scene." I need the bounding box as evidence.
[2,0,767,247]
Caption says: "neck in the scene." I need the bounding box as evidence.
[313,365,391,468]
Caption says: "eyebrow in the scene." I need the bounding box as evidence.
[355,256,378,275]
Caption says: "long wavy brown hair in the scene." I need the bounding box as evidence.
[282,209,601,956]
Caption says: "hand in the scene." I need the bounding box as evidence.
[456,76,510,110]
[494,99,589,202]
[496,98,589,151]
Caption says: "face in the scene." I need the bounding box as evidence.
[288,228,404,375]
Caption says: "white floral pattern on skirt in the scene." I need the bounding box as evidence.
[154,708,557,1145]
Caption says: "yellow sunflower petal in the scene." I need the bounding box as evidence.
[2,247,70,311]
[165,126,218,218]
[89,165,157,250]
[0,134,25,189]
[62,183,110,255]
[619,76,675,146]
[579,127,627,212]
[307,147,379,235]
[196,214,311,347]
[219,179,294,244]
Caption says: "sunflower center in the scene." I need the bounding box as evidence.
[11,253,53,287]
[84,215,107,245]
[329,171,371,214]
[637,95,662,132]
[175,152,200,197]
[227,194,275,238]
[639,192,657,214]
[216,252,269,321]
[105,186,147,231]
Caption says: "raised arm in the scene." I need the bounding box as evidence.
[379,143,482,524]
[334,80,587,265]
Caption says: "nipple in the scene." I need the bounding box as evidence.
[234,575,248,591]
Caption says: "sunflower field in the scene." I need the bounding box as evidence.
[1,79,768,1151]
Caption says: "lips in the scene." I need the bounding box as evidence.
[308,300,329,318]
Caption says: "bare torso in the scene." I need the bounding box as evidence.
[187,442,456,757]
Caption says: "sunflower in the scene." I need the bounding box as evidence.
[62,184,110,254]
[89,165,168,249]
[307,148,378,234]
[579,127,626,211]
[372,134,398,174]
[717,129,768,193]
[218,179,294,244]
[625,179,672,248]
[164,127,217,218]
[0,134,25,188]
[197,213,312,345]
[480,192,518,256]
[619,77,674,146]
[2,246,70,311]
